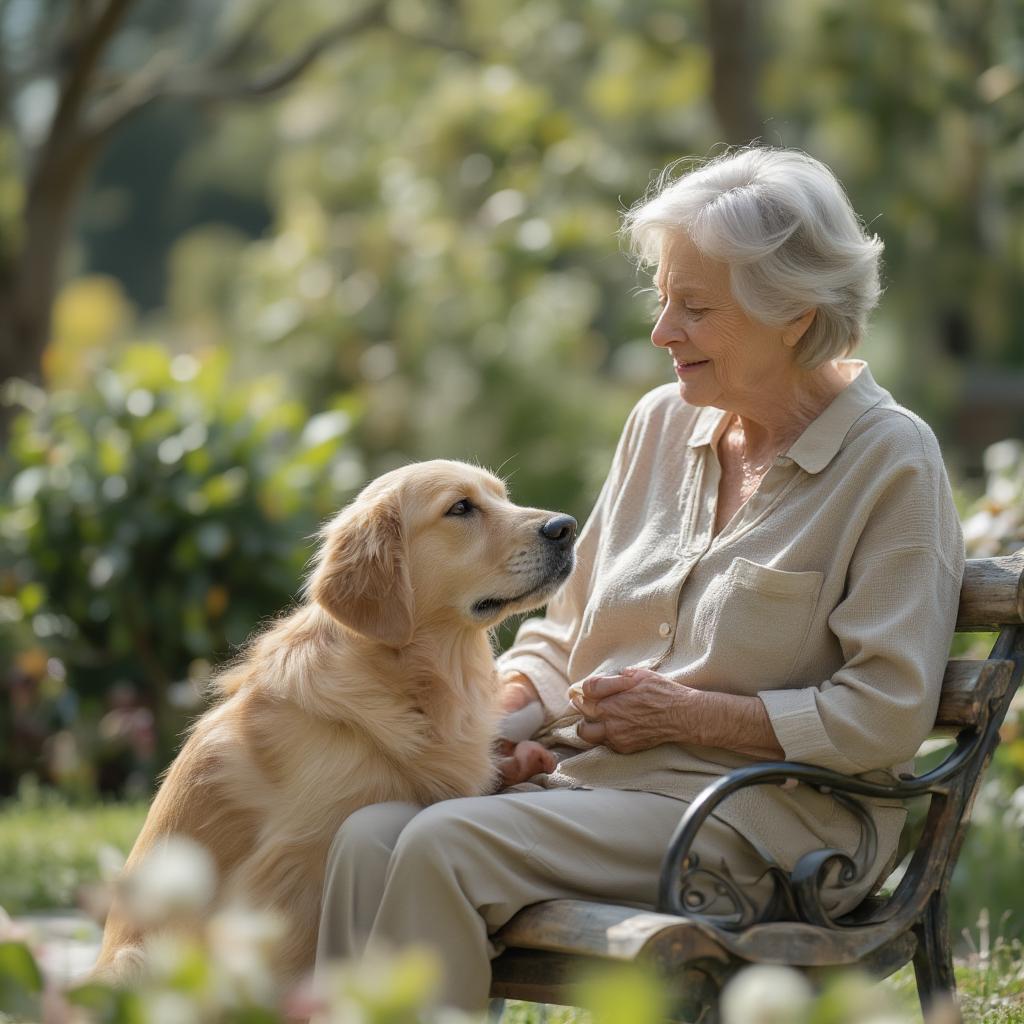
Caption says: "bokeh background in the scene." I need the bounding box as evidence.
[1,0,1023,965]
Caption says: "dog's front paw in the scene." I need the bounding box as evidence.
[494,739,557,789]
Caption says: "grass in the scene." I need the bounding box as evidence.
[0,783,147,915]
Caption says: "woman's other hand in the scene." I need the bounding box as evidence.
[569,666,700,754]
[570,666,785,759]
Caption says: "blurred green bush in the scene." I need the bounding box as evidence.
[0,343,360,789]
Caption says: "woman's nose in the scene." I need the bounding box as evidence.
[651,307,681,349]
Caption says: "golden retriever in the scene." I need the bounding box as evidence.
[92,458,576,989]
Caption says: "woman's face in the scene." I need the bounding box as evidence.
[651,234,805,413]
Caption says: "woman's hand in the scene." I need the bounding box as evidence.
[569,666,701,754]
[570,666,785,760]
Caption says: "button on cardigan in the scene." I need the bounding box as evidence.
[497,360,965,880]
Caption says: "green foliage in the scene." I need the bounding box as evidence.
[571,962,669,1024]
[0,343,359,778]
[50,0,1023,465]
[64,982,145,1024]
[0,940,42,1021]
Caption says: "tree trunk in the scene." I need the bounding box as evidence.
[706,0,765,146]
[0,133,103,441]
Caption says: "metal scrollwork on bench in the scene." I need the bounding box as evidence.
[674,849,797,930]
[671,786,879,930]
[788,791,878,927]
[660,769,884,930]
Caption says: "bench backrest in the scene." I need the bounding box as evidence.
[955,553,1024,633]
[864,552,1024,929]
[931,552,1024,731]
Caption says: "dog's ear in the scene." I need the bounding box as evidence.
[307,490,415,647]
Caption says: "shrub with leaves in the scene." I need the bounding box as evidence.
[0,343,362,783]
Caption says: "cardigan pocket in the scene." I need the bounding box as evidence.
[692,558,824,688]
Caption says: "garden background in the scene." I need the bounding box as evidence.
[0,0,1023,1019]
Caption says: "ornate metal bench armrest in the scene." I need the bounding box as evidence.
[656,733,979,929]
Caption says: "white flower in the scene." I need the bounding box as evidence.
[984,439,1024,476]
[962,509,995,546]
[989,476,1020,507]
[120,835,217,927]
[206,904,287,1007]
[720,965,813,1024]
[142,991,198,1024]
[142,931,203,986]
[315,942,442,1017]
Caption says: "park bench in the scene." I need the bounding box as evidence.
[489,552,1024,1023]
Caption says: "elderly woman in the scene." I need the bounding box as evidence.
[314,147,965,1012]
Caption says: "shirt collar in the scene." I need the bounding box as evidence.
[685,360,892,475]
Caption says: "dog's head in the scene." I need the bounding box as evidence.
[306,460,577,647]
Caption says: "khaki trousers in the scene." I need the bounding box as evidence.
[314,785,778,1013]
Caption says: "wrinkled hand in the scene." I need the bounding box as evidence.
[495,673,556,787]
[568,666,699,754]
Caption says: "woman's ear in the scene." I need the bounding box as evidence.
[783,308,817,348]
[306,490,415,647]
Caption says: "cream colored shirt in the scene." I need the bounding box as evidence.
[497,360,965,877]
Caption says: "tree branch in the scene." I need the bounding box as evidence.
[205,0,280,71]
[83,0,388,137]
[83,0,485,141]
[50,0,137,139]
[170,1,388,100]
[383,22,482,61]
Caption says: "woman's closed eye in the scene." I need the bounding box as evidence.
[653,294,707,320]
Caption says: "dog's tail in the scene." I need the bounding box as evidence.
[90,941,147,988]
[91,900,150,987]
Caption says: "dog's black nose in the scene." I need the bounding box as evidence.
[540,514,577,548]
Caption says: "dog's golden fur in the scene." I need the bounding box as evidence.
[93,459,574,988]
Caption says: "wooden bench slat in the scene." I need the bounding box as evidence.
[493,899,725,964]
[936,659,1015,728]
[490,948,608,1004]
[714,920,909,966]
[490,947,726,1011]
[492,898,915,969]
[956,553,1024,631]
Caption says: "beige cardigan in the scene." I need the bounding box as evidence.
[498,360,965,882]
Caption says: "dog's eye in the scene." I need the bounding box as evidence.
[445,499,473,517]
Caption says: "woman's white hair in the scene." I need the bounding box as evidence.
[622,147,884,368]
